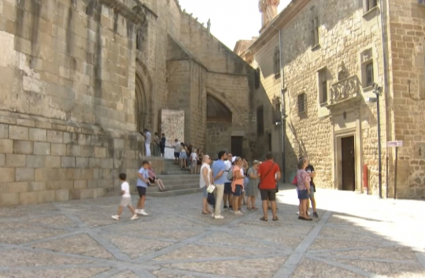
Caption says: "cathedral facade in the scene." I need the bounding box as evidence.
[0,0,258,205]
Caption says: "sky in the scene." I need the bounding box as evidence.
[178,0,291,50]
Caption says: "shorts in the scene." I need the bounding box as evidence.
[298,189,309,200]
[174,152,179,158]
[233,185,243,196]
[137,186,146,197]
[148,177,156,183]
[309,186,315,198]
[224,182,232,194]
[260,189,276,201]
[120,196,131,207]
[202,186,208,198]
[179,152,187,159]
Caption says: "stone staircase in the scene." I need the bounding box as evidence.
[147,159,201,197]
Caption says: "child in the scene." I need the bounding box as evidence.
[190,148,198,174]
[112,173,138,221]
[136,160,150,216]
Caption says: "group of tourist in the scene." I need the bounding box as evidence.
[140,129,166,158]
[112,141,319,222]
[173,139,203,175]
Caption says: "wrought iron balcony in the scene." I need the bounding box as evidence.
[327,75,361,107]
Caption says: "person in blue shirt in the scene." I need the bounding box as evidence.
[211,151,228,219]
[136,160,150,216]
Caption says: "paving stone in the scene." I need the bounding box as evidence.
[0,268,110,278]
[0,249,88,267]
[292,258,363,278]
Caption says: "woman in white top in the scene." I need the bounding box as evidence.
[200,155,213,214]
[190,149,198,175]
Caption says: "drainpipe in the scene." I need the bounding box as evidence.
[379,0,389,197]
[279,28,286,182]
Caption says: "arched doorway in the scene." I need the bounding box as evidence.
[135,60,153,133]
[135,73,147,133]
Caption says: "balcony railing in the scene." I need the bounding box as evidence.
[327,75,360,106]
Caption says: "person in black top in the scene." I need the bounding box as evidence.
[305,162,318,218]
[160,133,166,157]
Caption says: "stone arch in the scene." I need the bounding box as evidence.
[206,87,242,123]
[207,94,232,123]
[135,59,153,133]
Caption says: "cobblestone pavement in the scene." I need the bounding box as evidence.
[0,185,424,278]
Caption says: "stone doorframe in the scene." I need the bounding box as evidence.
[332,127,363,192]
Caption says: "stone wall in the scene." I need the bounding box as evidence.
[248,0,391,193]
[0,111,143,206]
[386,0,425,199]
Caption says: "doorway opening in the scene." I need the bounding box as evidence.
[231,136,243,157]
[341,136,355,191]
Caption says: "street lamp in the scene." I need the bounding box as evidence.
[366,83,383,198]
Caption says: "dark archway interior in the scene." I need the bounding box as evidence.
[135,73,147,133]
[207,95,232,123]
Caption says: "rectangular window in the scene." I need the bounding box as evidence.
[364,0,378,12]
[318,69,328,105]
[312,17,319,47]
[298,93,306,115]
[366,62,374,87]
[257,106,264,135]
[361,48,374,89]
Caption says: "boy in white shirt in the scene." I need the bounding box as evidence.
[190,149,198,174]
[112,173,138,221]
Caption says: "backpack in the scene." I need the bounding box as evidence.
[227,166,234,180]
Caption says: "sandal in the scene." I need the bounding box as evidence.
[252,207,258,210]
[260,217,268,221]
[298,216,313,221]
[202,211,209,214]
[273,217,279,221]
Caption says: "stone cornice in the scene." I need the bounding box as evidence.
[99,0,146,25]
[246,0,311,55]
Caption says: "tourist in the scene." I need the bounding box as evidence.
[246,160,260,210]
[231,157,245,215]
[223,152,233,210]
[111,173,138,221]
[180,142,188,170]
[190,148,198,174]
[173,139,181,164]
[241,158,249,206]
[305,158,318,218]
[211,151,228,219]
[258,152,281,221]
[296,157,312,221]
[148,162,167,191]
[141,129,152,157]
[200,155,213,214]
[153,132,160,157]
[196,149,203,173]
[160,133,166,157]
[136,160,150,216]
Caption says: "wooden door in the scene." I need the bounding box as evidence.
[341,136,355,191]
[231,137,243,157]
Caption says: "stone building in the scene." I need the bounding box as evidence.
[0,0,256,206]
[237,0,425,199]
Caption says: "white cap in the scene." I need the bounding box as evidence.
[231,156,237,163]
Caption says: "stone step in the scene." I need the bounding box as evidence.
[148,188,201,197]
[147,182,199,191]
[161,170,193,175]
[158,175,199,183]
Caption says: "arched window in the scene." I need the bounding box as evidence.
[207,95,232,123]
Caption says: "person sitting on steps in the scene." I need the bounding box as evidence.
[148,161,167,192]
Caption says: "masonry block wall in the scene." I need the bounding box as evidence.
[387,0,425,199]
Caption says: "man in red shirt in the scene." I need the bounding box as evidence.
[258,152,281,221]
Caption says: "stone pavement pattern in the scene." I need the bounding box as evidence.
[0,186,424,278]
